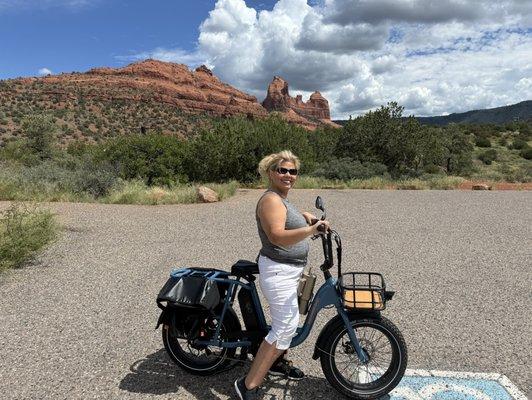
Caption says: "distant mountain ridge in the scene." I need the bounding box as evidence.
[416,101,532,125]
[334,100,532,126]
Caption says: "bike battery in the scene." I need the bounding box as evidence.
[237,287,260,330]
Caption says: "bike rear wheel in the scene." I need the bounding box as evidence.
[320,316,407,399]
[162,309,240,376]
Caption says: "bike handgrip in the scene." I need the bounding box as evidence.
[317,224,326,232]
[310,218,319,225]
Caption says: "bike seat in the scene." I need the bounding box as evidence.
[231,260,259,277]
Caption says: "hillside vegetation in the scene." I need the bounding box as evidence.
[0,79,212,145]
[0,103,530,205]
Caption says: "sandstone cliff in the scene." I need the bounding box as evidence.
[262,76,339,128]
[0,60,338,144]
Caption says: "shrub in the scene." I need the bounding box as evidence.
[337,103,449,175]
[475,136,491,148]
[68,157,119,197]
[311,158,389,180]
[521,148,532,160]
[511,139,528,150]
[185,115,313,183]
[0,139,39,165]
[96,133,188,186]
[20,114,58,160]
[0,204,60,271]
[423,164,443,174]
[442,125,474,175]
[306,126,342,163]
[0,157,119,200]
[499,165,531,182]
[478,149,497,165]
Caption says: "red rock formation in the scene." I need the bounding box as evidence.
[262,76,337,126]
[76,60,268,118]
[0,60,339,143]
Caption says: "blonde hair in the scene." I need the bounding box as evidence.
[258,150,301,179]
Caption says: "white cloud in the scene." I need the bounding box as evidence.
[116,48,208,68]
[323,0,482,25]
[371,55,398,74]
[128,0,532,118]
[38,67,53,76]
[296,8,389,53]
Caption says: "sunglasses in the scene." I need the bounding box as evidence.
[276,167,298,176]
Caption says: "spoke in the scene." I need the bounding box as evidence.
[335,359,353,364]
[372,337,392,352]
[368,360,385,378]
[341,361,352,374]
[371,349,392,361]
[365,327,375,344]
[371,332,385,350]
[365,364,372,384]
[360,327,369,342]
[348,362,363,383]
[370,354,391,369]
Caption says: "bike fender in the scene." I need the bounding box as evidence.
[155,307,173,330]
[312,310,380,360]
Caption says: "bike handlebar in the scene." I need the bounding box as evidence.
[319,229,341,280]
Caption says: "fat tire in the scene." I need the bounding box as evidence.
[319,316,407,399]
[162,309,240,376]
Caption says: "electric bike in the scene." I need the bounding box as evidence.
[156,196,407,399]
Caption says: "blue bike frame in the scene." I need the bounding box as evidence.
[194,271,369,363]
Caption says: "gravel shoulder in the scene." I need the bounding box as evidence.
[1,189,531,399]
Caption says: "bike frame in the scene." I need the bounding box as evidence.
[194,264,369,363]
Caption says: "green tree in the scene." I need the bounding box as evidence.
[97,133,188,186]
[336,102,448,176]
[441,124,474,174]
[21,114,57,160]
[185,116,313,182]
[306,125,342,166]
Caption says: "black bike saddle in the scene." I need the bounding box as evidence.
[231,260,259,277]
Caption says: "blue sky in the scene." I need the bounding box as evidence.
[0,1,278,79]
[1,1,205,78]
[1,0,531,117]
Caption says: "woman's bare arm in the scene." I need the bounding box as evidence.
[258,194,319,247]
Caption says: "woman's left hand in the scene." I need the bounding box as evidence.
[302,212,318,225]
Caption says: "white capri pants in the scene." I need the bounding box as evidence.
[258,255,304,350]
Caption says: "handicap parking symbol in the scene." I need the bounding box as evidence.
[389,369,527,400]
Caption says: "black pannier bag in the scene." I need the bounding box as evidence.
[157,268,228,310]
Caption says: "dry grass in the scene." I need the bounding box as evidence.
[103,180,239,205]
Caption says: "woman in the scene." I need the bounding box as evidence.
[235,150,329,399]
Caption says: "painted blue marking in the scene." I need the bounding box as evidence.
[389,373,522,399]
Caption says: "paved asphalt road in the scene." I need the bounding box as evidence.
[0,189,530,399]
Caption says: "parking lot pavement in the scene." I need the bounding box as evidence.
[0,189,530,399]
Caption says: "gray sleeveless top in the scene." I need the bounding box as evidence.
[256,189,309,266]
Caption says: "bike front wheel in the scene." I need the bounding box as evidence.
[319,316,407,399]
